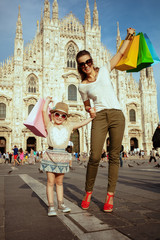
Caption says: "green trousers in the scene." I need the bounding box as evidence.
[86,109,125,193]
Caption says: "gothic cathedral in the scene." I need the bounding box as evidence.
[0,0,159,155]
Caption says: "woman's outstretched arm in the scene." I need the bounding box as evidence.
[110,27,135,71]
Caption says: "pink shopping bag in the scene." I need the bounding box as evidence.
[23,98,47,137]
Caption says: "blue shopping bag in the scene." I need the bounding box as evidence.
[144,33,160,65]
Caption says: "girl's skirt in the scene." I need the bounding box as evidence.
[40,148,72,173]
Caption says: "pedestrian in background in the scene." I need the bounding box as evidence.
[152,122,160,156]
[149,148,157,163]
[5,152,9,163]
[13,145,19,166]
[19,148,24,165]
[9,152,12,163]
[119,145,124,167]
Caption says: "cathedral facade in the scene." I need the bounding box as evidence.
[0,0,159,155]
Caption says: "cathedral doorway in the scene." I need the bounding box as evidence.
[70,129,79,153]
[130,138,138,151]
[27,137,36,153]
[0,137,6,154]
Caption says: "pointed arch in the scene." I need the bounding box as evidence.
[27,74,38,93]
[129,109,136,122]
[0,103,6,119]
[68,84,77,101]
[28,104,35,115]
[66,41,78,69]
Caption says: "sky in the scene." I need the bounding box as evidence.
[0,0,160,118]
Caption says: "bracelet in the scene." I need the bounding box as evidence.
[87,107,91,112]
[125,33,134,40]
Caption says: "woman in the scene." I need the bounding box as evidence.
[76,28,135,212]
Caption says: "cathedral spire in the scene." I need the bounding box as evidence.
[93,0,99,29]
[85,0,91,30]
[15,5,23,39]
[116,22,121,51]
[52,0,58,23]
[44,0,50,22]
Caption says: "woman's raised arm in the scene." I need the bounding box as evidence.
[110,28,135,71]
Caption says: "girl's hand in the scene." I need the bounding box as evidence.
[46,96,53,104]
[89,107,96,118]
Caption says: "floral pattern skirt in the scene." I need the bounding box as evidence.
[40,148,72,173]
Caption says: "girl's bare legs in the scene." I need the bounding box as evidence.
[55,173,64,203]
[55,173,71,212]
[46,172,55,207]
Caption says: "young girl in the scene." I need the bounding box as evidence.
[40,97,93,217]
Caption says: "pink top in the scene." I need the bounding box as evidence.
[20,152,24,160]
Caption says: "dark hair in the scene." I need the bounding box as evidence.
[19,148,23,153]
[76,50,93,81]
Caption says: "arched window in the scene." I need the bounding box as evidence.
[28,75,37,93]
[68,84,77,101]
[28,104,35,115]
[129,109,136,122]
[67,43,76,69]
[0,103,6,119]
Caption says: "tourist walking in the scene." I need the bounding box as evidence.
[149,148,157,163]
[19,148,24,165]
[13,145,20,166]
[76,27,135,212]
[40,97,94,216]
[152,122,160,156]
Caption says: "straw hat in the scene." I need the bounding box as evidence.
[50,102,69,115]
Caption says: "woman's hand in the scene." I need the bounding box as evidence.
[127,27,135,35]
[89,107,96,118]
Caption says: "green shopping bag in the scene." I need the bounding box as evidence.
[127,32,154,72]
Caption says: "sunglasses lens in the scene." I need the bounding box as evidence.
[54,112,67,119]
[62,114,67,119]
[86,59,92,66]
[79,62,85,68]
[78,59,92,68]
[55,112,60,117]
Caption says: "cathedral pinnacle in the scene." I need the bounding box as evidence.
[52,0,58,22]
[116,22,121,51]
[85,0,91,30]
[15,5,23,39]
[93,0,99,29]
[44,0,50,21]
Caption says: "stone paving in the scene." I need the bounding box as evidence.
[0,157,160,240]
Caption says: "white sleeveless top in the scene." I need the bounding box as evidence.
[47,121,73,149]
[78,64,121,112]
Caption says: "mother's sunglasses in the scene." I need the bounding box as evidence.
[78,58,93,69]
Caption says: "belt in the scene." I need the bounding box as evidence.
[48,146,53,150]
